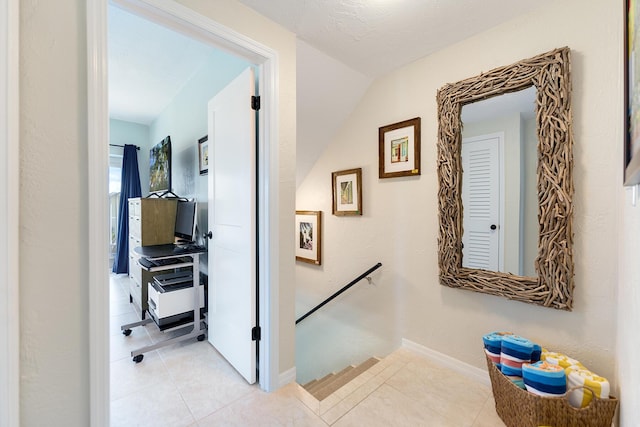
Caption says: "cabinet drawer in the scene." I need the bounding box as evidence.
[129,235,141,254]
[129,216,141,240]
[129,254,142,286]
[129,275,142,309]
[129,199,141,218]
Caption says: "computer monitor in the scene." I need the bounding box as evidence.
[174,200,197,243]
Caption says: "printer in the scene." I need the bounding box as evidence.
[147,270,206,330]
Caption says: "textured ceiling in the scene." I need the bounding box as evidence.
[237,0,553,78]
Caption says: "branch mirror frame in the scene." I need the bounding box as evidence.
[436,47,574,310]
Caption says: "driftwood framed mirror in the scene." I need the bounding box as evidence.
[436,47,574,310]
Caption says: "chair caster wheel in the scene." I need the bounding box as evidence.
[133,354,144,363]
[123,329,132,336]
[197,334,205,342]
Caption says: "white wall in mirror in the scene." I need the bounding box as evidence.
[461,86,537,277]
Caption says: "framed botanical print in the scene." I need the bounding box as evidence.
[378,117,421,178]
[295,210,322,265]
[332,168,362,216]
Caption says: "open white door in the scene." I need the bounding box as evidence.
[207,67,257,384]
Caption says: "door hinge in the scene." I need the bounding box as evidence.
[251,95,261,111]
[251,326,261,341]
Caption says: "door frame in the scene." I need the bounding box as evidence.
[87,0,281,424]
[1,0,20,425]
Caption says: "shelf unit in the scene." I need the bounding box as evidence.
[127,197,177,318]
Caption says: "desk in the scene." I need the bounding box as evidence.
[121,244,207,363]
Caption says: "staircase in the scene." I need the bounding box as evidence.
[301,357,380,401]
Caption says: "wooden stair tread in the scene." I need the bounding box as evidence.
[311,357,380,401]
[308,366,354,397]
[304,372,336,394]
[305,365,354,394]
[302,379,319,389]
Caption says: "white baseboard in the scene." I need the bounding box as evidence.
[402,338,490,387]
[278,366,297,388]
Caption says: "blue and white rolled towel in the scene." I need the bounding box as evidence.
[565,365,610,408]
[505,374,526,390]
[500,335,534,377]
[482,331,513,368]
[531,344,542,363]
[522,361,567,397]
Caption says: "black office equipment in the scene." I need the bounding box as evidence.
[174,200,197,243]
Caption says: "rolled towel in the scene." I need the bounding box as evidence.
[541,351,583,369]
[505,375,526,390]
[484,348,501,367]
[482,331,513,355]
[531,344,542,363]
[501,335,534,360]
[500,335,534,376]
[501,353,529,376]
[565,366,610,408]
[522,361,566,396]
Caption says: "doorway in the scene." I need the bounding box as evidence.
[88,0,281,424]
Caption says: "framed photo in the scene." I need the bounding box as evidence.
[332,168,362,216]
[378,117,421,179]
[198,135,209,175]
[295,211,322,265]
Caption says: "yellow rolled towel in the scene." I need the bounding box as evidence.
[565,365,610,408]
[541,351,583,369]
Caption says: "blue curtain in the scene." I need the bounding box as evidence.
[112,145,142,274]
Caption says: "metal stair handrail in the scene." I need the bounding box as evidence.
[295,262,382,325]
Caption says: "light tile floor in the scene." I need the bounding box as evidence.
[109,273,505,426]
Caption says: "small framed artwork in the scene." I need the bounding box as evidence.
[198,135,209,175]
[332,168,362,216]
[378,117,421,179]
[295,210,322,265]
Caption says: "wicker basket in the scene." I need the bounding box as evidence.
[486,355,618,427]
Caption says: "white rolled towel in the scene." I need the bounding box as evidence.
[565,365,610,408]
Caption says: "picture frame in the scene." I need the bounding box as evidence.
[378,117,421,179]
[295,211,322,265]
[626,0,640,185]
[149,136,172,194]
[332,168,363,216]
[198,135,209,175]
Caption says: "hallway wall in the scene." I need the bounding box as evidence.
[18,0,296,424]
[296,0,622,396]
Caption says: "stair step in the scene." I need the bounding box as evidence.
[302,378,319,390]
[304,372,336,394]
[307,357,380,401]
[308,366,354,397]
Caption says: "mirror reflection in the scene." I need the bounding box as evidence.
[460,86,538,277]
